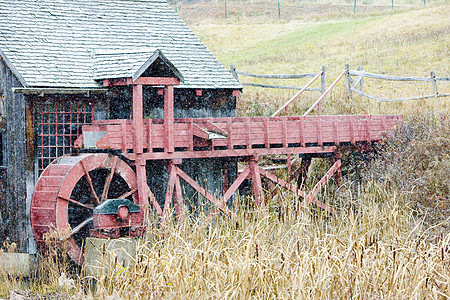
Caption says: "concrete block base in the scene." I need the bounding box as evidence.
[0,253,34,277]
[83,237,137,277]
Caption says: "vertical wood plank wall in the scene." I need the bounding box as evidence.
[0,58,28,252]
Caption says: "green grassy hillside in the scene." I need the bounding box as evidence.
[190,4,449,115]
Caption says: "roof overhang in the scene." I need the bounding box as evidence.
[0,48,28,87]
[132,49,184,82]
[94,49,184,84]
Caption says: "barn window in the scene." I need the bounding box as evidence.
[35,100,94,173]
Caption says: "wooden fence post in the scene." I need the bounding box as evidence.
[431,71,438,98]
[321,65,326,95]
[230,64,238,81]
[345,64,351,99]
[358,66,364,92]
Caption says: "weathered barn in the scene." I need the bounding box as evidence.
[0,0,241,253]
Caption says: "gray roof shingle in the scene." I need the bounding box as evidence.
[0,0,242,89]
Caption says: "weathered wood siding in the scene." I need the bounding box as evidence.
[0,57,28,252]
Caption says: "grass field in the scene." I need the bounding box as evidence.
[1,2,449,299]
[189,2,449,116]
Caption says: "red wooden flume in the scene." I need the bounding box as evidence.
[31,72,402,264]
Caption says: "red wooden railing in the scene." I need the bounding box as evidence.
[78,114,401,160]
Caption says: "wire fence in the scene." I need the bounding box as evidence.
[171,0,442,21]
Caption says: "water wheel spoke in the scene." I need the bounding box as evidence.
[80,160,100,205]
[119,187,138,199]
[70,217,93,236]
[101,156,118,201]
[59,196,94,210]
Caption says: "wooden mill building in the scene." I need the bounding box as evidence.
[0,0,241,253]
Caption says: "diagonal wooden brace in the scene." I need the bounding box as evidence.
[205,164,251,223]
[299,159,341,213]
[249,157,265,208]
[259,166,306,198]
[162,162,178,224]
[173,175,185,222]
[175,166,236,218]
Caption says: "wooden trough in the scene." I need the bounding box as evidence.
[30,73,401,264]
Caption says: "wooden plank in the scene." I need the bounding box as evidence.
[349,70,433,82]
[192,123,210,140]
[304,69,347,116]
[241,82,320,91]
[351,88,450,102]
[235,70,317,79]
[227,118,233,149]
[126,146,338,160]
[264,118,269,148]
[271,71,323,117]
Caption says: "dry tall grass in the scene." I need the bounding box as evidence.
[81,111,449,299]
[89,185,450,298]
[1,3,448,299]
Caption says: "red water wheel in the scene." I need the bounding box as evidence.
[31,153,138,264]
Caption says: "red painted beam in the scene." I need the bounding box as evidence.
[249,157,264,207]
[259,166,306,198]
[164,85,175,153]
[133,85,144,154]
[124,146,337,161]
[299,159,341,212]
[175,166,235,217]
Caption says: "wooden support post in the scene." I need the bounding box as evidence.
[121,119,127,152]
[227,118,233,149]
[320,66,326,95]
[246,118,251,148]
[286,153,292,174]
[230,64,239,81]
[431,71,438,98]
[133,84,143,154]
[222,160,229,194]
[132,84,149,217]
[164,85,175,153]
[249,157,264,208]
[297,154,312,189]
[345,64,351,100]
[163,161,178,223]
[147,119,152,152]
[135,157,149,208]
[358,66,364,92]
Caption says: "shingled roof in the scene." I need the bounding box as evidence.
[0,0,242,89]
